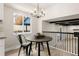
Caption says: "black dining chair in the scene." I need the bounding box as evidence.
[17,34,32,56]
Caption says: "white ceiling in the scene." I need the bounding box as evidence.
[23,3,55,9]
[6,3,55,9]
[5,3,55,13]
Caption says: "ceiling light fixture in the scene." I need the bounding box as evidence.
[31,3,45,18]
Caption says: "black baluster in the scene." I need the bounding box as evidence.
[65,34,66,51]
[68,34,69,52]
[75,37,76,54]
[70,34,72,52]
[72,34,73,53]
[55,33,58,47]
[69,34,71,52]
[78,37,79,56]
[55,33,57,48]
[67,34,68,51]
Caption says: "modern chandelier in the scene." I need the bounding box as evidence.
[31,4,45,18]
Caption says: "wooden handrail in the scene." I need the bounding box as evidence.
[42,31,74,34]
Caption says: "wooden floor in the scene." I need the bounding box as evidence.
[5,45,76,56]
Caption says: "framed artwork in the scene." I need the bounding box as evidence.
[13,13,32,34]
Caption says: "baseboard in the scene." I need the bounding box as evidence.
[5,45,20,52]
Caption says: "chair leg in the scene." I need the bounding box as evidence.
[36,42,44,50]
[18,46,22,56]
[26,46,28,56]
[29,42,32,56]
[41,42,44,50]
[23,47,26,55]
[35,42,38,49]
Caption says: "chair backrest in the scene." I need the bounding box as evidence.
[17,34,28,45]
[18,34,23,45]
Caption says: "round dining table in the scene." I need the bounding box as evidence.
[26,36,52,56]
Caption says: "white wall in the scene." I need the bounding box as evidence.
[67,25,79,32]
[4,5,39,51]
[42,21,67,32]
[42,21,79,33]
[0,3,3,32]
[0,3,4,56]
[0,3,3,20]
[0,3,4,32]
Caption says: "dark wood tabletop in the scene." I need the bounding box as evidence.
[26,36,52,42]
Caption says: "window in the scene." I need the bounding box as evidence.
[13,13,32,34]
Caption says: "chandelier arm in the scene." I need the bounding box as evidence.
[31,3,45,18]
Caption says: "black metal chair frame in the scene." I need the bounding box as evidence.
[17,34,32,56]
